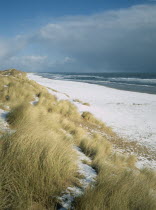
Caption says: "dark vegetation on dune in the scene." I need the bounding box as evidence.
[0,69,155,210]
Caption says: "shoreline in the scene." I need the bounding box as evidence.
[36,73,156,95]
[28,73,156,169]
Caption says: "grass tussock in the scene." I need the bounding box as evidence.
[0,69,156,210]
[73,99,90,106]
[81,111,106,128]
[75,166,156,210]
[0,69,48,109]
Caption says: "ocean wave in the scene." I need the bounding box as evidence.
[108,77,156,85]
[43,74,156,86]
[60,76,156,87]
[73,80,155,88]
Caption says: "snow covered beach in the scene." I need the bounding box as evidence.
[28,73,156,169]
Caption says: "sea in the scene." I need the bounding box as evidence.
[36,72,156,95]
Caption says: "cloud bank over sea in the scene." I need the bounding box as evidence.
[0,4,156,72]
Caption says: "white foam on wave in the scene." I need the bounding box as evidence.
[109,77,156,85]
[39,73,156,86]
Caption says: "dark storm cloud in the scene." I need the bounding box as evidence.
[37,4,156,72]
[0,4,156,72]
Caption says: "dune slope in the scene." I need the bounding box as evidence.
[0,69,155,210]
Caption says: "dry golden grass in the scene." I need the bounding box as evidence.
[0,70,79,209]
[75,166,156,210]
[0,103,79,209]
[73,99,90,106]
[0,69,48,109]
[74,130,156,209]
[0,69,156,210]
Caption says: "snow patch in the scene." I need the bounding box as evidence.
[0,109,10,133]
[30,96,39,105]
[136,156,156,169]
[57,146,97,209]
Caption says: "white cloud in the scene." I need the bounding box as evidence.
[1,4,156,72]
[0,54,75,72]
[4,56,48,71]
[10,55,47,64]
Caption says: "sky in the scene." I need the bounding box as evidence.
[0,0,156,72]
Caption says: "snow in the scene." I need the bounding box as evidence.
[74,146,97,188]
[0,109,10,133]
[4,105,10,110]
[28,73,156,169]
[136,157,156,169]
[30,96,39,105]
[57,146,97,209]
[0,108,15,136]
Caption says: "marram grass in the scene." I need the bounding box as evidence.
[0,69,155,210]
